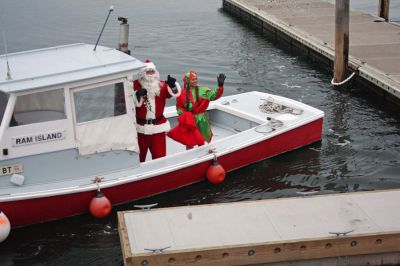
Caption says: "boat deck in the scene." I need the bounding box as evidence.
[118,189,400,266]
[0,92,323,202]
[157,122,237,158]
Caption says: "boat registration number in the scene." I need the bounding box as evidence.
[0,163,23,176]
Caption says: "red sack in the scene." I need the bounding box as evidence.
[168,112,205,146]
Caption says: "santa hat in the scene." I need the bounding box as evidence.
[143,59,156,71]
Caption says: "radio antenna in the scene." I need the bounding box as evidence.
[94,5,114,51]
[2,31,12,80]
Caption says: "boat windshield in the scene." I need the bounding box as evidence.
[11,88,66,126]
[0,91,8,126]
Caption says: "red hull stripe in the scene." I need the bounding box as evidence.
[1,118,323,227]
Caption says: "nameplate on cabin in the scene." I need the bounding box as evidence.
[0,163,23,176]
[12,131,66,147]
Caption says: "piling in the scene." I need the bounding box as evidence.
[333,0,349,84]
[378,0,390,22]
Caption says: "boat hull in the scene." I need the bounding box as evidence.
[1,118,323,227]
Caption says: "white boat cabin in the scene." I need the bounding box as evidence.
[0,44,145,186]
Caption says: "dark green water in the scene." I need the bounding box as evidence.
[0,0,399,265]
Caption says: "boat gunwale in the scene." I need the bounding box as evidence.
[0,98,323,202]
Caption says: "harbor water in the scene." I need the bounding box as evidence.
[0,0,399,265]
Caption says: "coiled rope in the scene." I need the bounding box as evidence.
[259,97,303,115]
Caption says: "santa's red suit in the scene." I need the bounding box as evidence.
[133,61,180,162]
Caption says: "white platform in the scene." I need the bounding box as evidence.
[121,189,400,254]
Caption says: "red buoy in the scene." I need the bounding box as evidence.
[89,191,112,218]
[0,210,10,243]
[206,158,226,184]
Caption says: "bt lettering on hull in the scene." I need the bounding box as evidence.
[0,163,23,176]
[12,131,66,147]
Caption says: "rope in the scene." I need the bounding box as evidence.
[92,176,103,192]
[259,97,303,115]
[331,72,356,86]
[208,148,218,160]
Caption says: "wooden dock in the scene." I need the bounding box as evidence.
[222,0,400,104]
[118,190,400,266]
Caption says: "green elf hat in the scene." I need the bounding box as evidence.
[183,70,197,88]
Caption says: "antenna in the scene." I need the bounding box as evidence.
[2,31,12,80]
[94,5,114,51]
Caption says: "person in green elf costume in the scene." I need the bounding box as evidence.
[174,70,226,148]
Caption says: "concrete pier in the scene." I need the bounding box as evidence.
[223,0,400,105]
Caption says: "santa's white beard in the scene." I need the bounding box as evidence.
[139,71,161,98]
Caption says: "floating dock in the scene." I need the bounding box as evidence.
[118,190,400,266]
[223,0,400,105]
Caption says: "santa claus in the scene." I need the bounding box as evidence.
[133,60,181,162]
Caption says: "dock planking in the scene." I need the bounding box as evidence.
[223,0,400,103]
[118,189,400,265]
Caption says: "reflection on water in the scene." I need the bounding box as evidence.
[0,0,400,265]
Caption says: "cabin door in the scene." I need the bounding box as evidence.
[71,79,138,156]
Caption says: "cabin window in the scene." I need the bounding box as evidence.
[74,82,126,123]
[11,88,66,126]
[0,91,8,126]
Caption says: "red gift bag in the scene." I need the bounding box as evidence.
[168,112,205,146]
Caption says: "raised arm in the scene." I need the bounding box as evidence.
[207,73,226,100]
[166,75,181,98]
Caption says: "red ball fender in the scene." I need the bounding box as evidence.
[89,191,112,218]
[0,210,11,243]
[206,159,226,184]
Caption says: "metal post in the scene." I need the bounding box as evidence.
[333,0,349,84]
[378,0,390,21]
[114,17,130,116]
[117,17,130,55]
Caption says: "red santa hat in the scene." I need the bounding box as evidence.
[143,59,156,72]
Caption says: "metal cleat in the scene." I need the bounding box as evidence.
[144,246,171,254]
[329,230,354,237]
[134,203,158,211]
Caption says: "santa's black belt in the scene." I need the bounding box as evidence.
[136,115,164,125]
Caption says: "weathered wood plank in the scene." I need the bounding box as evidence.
[118,212,134,266]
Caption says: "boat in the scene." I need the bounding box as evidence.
[0,22,324,228]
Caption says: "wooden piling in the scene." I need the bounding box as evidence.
[333,0,349,84]
[378,0,390,22]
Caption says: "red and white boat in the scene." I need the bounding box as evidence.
[0,26,323,229]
